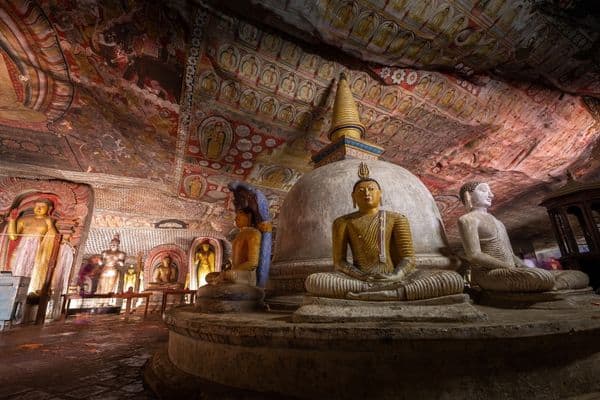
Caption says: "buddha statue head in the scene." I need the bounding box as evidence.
[459,181,493,211]
[351,163,382,211]
[235,207,255,229]
[161,254,172,267]
[32,199,52,217]
[108,233,121,252]
[200,242,212,252]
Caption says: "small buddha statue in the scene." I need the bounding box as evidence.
[96,234,126,294]
[194,242,216,287]
[7,199,58,295]
[305,163,464,301]
[457,182,589,292]
[206,208,261,286]
[123,264,138,292]
[152,255,177,284]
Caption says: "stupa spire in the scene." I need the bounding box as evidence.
[311,71,383,168]
[328,73,365,142]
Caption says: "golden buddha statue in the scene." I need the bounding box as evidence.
[305,163,464,301]
[123,264,138,292]
[194,242,216,287]
[458,182,589,292]
[206,208,262,286]
[152,254,178,284]
[96,234,126,294]
[7,199,58,295]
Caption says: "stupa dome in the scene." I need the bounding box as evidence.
[269,158,457,294]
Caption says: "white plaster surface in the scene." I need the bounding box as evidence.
[272,159,455,272]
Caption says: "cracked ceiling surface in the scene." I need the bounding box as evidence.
[0,0,599,245]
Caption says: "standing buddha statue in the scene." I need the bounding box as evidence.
[96,234,126,294]
[7,199,58,295]
[123,264,138,292]
[305,163,464,301]
[194,242,216,287]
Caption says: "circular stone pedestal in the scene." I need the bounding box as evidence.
[146,303,600,399]
[196,283,264,313]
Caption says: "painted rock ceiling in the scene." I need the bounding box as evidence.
[0,0,599,244]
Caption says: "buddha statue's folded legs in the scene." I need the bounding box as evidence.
[472,268,588,292]
[306,269,464,301]
[472,268,554,292]
[550,270,589,290]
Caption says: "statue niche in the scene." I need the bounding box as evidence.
[0,178,93,322]
[195,242,214,286]
[2,197,59,296]
[187,237,225,290]
[123,253,142,292]
[144,245,187,291]
[148,255,180,289]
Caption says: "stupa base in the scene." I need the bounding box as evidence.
[145,302,600,400]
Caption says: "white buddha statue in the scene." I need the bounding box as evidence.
[457,182,589,292]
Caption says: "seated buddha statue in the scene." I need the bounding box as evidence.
[457,181,589,292]
[152,255,177,284]
[206,208,261,286]
[305,163,465,301]
[197,182,272,312]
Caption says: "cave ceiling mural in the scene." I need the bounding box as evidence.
[1,0,186,183]
[213,0,600,97]
[0,0,599,244]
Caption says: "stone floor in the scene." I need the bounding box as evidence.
[0,313,168,400]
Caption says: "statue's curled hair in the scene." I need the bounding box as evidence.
[459,182,482,204]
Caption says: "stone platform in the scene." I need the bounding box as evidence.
[471,287,596,309]
[196,283,264,313]
[146,299,600,399]
[293,294,486,323]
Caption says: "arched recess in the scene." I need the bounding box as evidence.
[143,244,188,286]
[188,237,226,290]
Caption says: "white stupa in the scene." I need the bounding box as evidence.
[268,74,457,295]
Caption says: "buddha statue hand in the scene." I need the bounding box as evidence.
[347,284,407,301]
[336,262,370,281]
